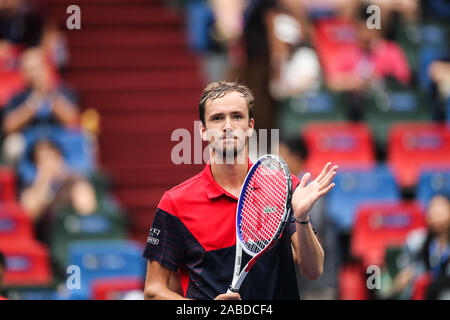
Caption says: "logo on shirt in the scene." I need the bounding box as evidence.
[149,228,160,236]
[147,228,161,245]
[147,236,159,245]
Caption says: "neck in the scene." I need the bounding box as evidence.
[210,150,249,196]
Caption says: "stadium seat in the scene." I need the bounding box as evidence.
[185,0,214,53]
[91,276,143,300]
[387,123,450,188]
[1,239,53,287]
[0,70,25,108]
[417,24,448,90]
[364,89,430,148]
[50,202,127,272]
[302,122,376,177]
[338,262,369,300]
[278,90,346,137]
[416,170,450,208]
[351,202,426,268]
[0,203,34,243]
[0,166,17,203]
[66,240,146,300]
[17,127,96,186]
[326,165,399,231]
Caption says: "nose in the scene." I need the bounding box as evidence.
[223,116,233,132]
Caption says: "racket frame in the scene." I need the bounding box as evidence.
[228,154,292,293]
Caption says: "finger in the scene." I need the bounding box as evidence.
[318,182,335,197]
[299,172,311,188]
[316,162,331,182]
[318,164,337,184]
[319,165,338,186]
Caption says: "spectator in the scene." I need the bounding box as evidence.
[326,4,412,92]
[321,3,412,120]
[2,47,79,135]
[0,250,6,300]
[20,138,97,243]
[387,194,450,299]
[265,5,322,99]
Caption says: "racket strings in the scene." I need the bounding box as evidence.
[239,162,288,254]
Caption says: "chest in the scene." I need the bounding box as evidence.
[180,198,238,252]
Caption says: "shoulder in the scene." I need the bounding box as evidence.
[158,170,205,215]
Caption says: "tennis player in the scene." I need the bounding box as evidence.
[143,81,338,300]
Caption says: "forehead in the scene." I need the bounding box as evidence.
[205,91,248,116]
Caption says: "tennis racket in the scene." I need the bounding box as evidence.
[227,154,293,293]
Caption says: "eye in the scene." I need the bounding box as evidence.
[233,114,242,119]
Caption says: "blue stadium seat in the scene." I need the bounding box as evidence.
[326,165,401,231]
[416,170,450,208]
[65,240,146,300]
[17,126,95,185]
[185,0,214,53]
[418,25,448,90]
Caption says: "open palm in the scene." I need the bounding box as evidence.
[291,162,338,220]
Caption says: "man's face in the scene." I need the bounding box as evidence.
[201,91,254,162]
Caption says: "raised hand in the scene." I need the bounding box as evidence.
[291,162,338,221]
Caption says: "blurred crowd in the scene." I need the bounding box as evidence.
[0,0,128,299]
[184,0,450,129]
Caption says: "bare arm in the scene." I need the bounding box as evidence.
[291,226,324,280]
[290,162,338,280]
[144,260,189,300]
[3,94,39,134]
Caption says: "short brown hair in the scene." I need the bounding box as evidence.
[198,81,254,126]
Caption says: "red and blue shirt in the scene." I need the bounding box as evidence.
[143,162,301,299]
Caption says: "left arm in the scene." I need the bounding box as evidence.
[290,162,338,280]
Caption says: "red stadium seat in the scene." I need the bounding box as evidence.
[1,239,52,287]
[0,205,34,242]
[0,71,25,107]
[387,123,450,188]
[91,277,143,300]
[302,122,376,176]
[338,262,369,300]
[0,166,17,202]
[351,201,426,268]
[312,18,359,81]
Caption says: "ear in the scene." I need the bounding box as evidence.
[247,118,255,137]
[199,122,208,142]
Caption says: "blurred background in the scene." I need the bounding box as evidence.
[0,0,449,300]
